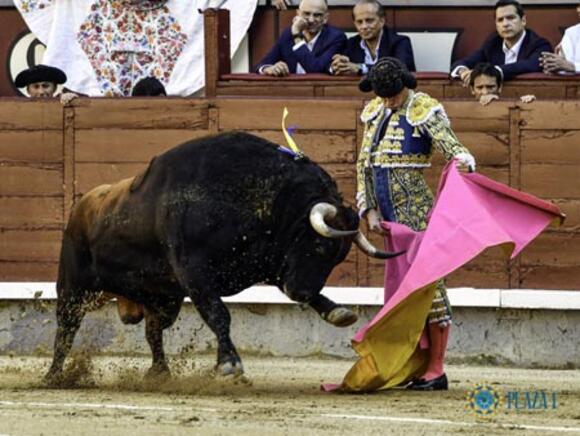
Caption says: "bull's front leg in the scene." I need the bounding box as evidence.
[308,294,358,328]
[189,291,243,376]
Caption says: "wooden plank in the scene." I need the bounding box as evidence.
[246,130,356,163]
[508,107,521,288]
[521,130,580,165]
[424,165,509,192]
[521,164,580,198]
[217,99,361,131]
[75,163,147,194]
[446,268,510,289]
[0,262,58,282]
[75,129,212,162]
[0,164,63,196]
[551,199,580,233]
[0,197,63,229]
[63,107,75,228]
[204,9,231,98]
[0,100,62,130]
[320,163,356,181]
[218,85,316,97]
[368,263,510,289]
[444,102,511,132]
[73,99,210,129]
[520,101,580,129]
[502,85,567,99]
[0,131,63,162]
[0,230,62,262]
[519,265,580,290]
[430,132,509,166]
[520,233,580,267]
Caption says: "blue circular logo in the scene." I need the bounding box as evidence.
[466,383,502,418]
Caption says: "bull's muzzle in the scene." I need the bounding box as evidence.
[309,202,403,260]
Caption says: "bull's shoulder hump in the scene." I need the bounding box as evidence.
[130,156,157,193]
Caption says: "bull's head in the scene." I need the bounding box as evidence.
[309,202,402,259]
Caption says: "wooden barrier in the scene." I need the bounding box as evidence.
[0,97,578,291]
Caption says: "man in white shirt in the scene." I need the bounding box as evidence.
[540,3,580,74]
[255,0,346,76]
[450,0,551,86]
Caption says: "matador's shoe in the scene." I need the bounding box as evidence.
[407,373,448,391]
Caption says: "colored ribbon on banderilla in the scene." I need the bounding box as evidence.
[281,107,305,159]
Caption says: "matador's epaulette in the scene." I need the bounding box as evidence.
[406,92,447,126]
[360,97,384,123]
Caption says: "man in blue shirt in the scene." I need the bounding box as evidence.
[331,0,415,76]
[255,0,346,76]
[451,0,551,84]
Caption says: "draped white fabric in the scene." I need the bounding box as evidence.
[14,0,257,96]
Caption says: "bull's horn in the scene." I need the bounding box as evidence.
[354,232,405,259]
[309,203,358,238]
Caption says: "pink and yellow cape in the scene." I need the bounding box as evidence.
[325,161,565,392]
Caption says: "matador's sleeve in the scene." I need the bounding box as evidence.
[356,98,383,216]
[421,110,471,161]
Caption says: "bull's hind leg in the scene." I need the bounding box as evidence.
[143,298,182,380]
[44,293,88,385]
[308,294,358,327]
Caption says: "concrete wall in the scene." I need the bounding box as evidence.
[1,301,578,368]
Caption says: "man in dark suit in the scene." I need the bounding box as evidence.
[331,0,415,76]
[451,0,551,83]
[255,0,346,76]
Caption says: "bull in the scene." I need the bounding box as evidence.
[45,132,398,384]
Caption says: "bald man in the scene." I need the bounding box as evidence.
[256,0,346,76]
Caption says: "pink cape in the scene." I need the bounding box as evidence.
[324,161,564,392]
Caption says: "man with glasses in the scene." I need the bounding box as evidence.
[256,0,346,76]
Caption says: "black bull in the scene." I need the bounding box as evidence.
[45,132,399,383]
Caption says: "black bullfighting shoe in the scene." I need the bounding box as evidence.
[407,373,448,391]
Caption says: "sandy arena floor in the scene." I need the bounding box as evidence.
[0,354,579,435]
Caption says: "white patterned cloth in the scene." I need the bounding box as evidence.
[14,0,257,96]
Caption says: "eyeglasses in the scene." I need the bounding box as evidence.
[298,10,326,20]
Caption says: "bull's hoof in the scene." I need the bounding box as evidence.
[216,361,244,377]
[41,372,62,388]
[144,364,171,382]
[324,307,358,327]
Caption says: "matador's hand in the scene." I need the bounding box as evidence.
[366,209,387,236]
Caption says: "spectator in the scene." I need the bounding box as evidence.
[540,2,580,74]
[451,0,551,84]
[470,62,503,105]
[331,0,415,76]
[470,62,536,106]
[255,0,346,76]
[131,77,167,96]
[14,64,77,105]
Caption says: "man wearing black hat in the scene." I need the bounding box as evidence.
[356,57,476,391]
[14,64,77,105]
